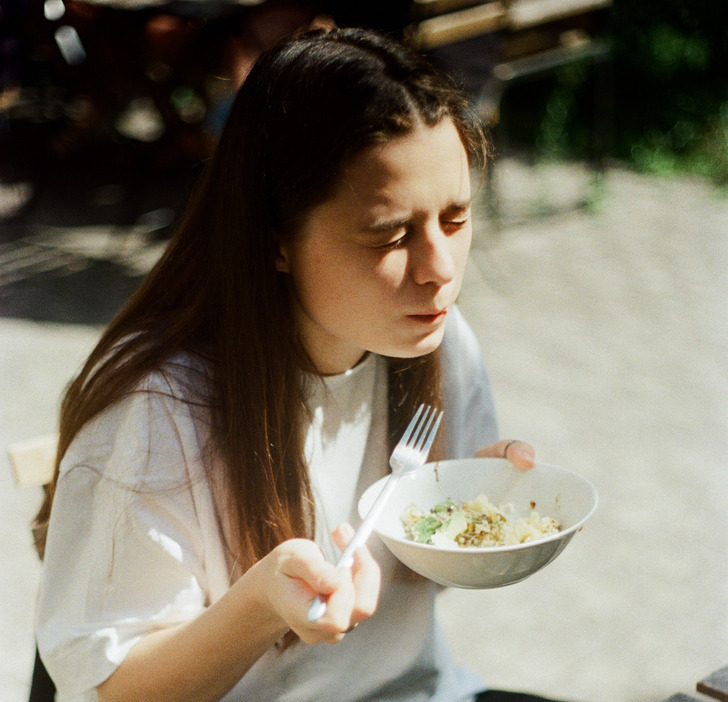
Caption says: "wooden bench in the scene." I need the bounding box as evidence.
[659,666,728,702]
[697,666,728,702]
[404,0,613,223]
[405,0,613,118]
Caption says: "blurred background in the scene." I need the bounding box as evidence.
[2,0,727,219]
[1,1,727,701]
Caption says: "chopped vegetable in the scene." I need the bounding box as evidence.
[401,493,560,548]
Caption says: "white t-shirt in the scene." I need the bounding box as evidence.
[36,306,498,701]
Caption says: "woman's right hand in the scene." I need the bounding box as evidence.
[254,524,381,644]
[98,529,380,702]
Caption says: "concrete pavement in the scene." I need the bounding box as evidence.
[1,159,727,701]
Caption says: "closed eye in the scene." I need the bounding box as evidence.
[379,232,408,250]
[365,220,410,250]
[441,217,469,233]
[440,199,471,227]
[441,211,470,234]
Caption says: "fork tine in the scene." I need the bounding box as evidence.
[411,406,436,450]
[419,411,443,455]
[400,404,425,445]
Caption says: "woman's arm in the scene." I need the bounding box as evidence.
[98,525,380,702]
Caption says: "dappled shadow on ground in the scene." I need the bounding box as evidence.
[0,146,605,326]
[0,145,201,325]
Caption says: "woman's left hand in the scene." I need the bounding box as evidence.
[475,439,535,470]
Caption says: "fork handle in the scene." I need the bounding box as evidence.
[307,474,400,622]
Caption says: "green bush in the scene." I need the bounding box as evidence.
[503,1,728,186]
[611,0,728,185]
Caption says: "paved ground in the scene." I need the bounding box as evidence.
[1,155,727,702]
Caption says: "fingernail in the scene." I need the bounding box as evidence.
[517,445,535,468]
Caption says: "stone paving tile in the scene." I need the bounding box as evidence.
[1,162,727,701]
[445,165,728,702]
[0,320,101,702]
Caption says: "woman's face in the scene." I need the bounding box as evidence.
[277,118,473,375]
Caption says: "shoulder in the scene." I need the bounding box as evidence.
[61,351,211,488]
[441,304,485,374]
[440,305,499,454]
[148,350,212,401]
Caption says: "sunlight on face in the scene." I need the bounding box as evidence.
[277,119,473,375]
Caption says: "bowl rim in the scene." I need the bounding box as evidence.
[360,457,598,554]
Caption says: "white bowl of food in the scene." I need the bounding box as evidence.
[357,458,597,589]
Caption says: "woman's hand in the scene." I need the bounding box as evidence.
[475,439,535,470]
[98,529,380,702]
[257,524,381,645]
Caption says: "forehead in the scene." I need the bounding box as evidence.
[332,120,470,206]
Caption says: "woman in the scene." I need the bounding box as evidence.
[36,27,552,702]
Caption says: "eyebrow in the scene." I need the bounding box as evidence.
[442,198,473,214]
[363,198,473,233]
[364,216,411,233]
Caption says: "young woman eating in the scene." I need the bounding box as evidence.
[35,27,557,702]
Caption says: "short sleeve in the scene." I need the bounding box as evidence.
[36,371,215,699]
[441,305,499,457]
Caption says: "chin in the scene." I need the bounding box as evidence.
[384,330,446,359]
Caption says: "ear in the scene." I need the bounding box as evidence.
[275,241,290,273]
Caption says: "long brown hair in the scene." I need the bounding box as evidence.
[34,28,487,569]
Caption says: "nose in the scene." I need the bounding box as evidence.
[410,223,457,287]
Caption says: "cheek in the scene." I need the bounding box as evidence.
[373,250,410,288]
[293,245,336,288]
[297,250,365,310]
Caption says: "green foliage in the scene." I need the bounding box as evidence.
[503,2,728,186]
[610,0,728,185]
[534,59,593,160]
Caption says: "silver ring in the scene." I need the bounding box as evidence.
[503,440,519,459]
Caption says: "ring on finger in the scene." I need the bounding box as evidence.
[503,440,520,459]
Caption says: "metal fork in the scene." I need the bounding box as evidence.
[307,403,443,622]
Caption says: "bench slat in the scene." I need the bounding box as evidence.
[697,666,728,702]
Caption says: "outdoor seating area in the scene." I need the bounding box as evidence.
[3,156,727,702]
[2,0,613,176]
[2,2,726,701]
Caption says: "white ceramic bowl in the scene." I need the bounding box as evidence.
[357,458,597,589]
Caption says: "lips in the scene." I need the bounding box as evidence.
[407,308,448,324]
